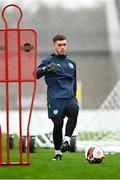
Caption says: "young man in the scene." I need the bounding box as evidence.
[36,35,79,160]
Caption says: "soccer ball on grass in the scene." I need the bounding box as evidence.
[85,146,104,164]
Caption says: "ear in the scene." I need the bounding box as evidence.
[53,42,56,48]
[52,42,57,55]
[52,45,55,52]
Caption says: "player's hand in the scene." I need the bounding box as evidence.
[44,63,59,73]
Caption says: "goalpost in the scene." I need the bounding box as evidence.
[76,81,120,153]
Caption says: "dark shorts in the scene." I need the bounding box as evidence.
[47,96,79,118]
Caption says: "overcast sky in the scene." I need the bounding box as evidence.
[1,0,107,10]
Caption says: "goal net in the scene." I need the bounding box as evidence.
[76,81,120,153]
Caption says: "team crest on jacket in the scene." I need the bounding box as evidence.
[53,109,58,115]
[68,62,74,69]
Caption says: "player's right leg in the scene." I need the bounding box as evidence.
[48,98,66,160]
[51,116,64,160]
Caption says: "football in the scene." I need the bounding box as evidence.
[85,146,104,164]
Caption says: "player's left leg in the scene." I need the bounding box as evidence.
[65,103,79,137]
[61,101,79,152]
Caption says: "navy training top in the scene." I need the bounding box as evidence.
[36,54,77,100]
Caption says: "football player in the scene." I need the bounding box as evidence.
[34,35,79,160]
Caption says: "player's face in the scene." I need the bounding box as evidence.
[53,40,67,55]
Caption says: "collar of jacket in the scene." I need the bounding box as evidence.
[51,53,67,58]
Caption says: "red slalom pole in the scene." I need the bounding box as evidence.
[0,126,2,164]
[4,29,10,165]
[17,28,23,164]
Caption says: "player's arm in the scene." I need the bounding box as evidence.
[73,64,77,96]
[33,59,59,79]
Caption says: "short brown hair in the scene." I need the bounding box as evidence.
[53,34,66,43]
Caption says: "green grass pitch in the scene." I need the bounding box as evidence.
[0,146,120,179]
